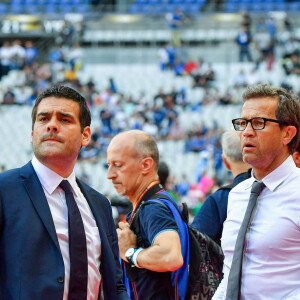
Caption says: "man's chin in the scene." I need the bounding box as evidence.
[114,187,127,197]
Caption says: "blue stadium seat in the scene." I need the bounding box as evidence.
[60,0,72,5]
[165,4,177,12]
[48,0,60,4]
[36,0,47,5]
[0,3,7,14]
[45,4,57,14]
[10,4,23,14]
[11,0,22,4]
[128,4,142,14]
[288,2,300,11]
[152,4,166,14]
[185,3,202,14]
[262,2,274,11]
[135,0,148,4]
[238,3,249,10]
[74,4,88,13]
[24,0,35,5]
[274,2,286,10]
[25,5,40,14]
[169,0,184,4]
[250,3,262,11]
[72,0,87,5]
[225,2,238,12]
[60,4,73,13]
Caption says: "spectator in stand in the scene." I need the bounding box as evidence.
[236,25,252,62]
[24,41,38,67]
[282,52,300,76]
[0,41,12,79]
[2,88,15,105]
[240,10,252,31]
[168,8,185,47]
[191,58,214,88]
[10,39,25,70]
[68,43,83,71]
[157,44,169,71]
[184,57,198,75]
[164,95,178,135]
[166,44,175,69]
[175,41,188,65]
[100,104,113,135]
[191,129,251,245]
[234,69,249,88]
[282,36,300,60]
[173,58,187,76]
[254,26,272,70]
[14,85,33,105]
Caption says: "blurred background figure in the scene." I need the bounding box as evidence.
[191,129,251,245]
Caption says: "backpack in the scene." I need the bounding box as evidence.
[130,184,224,300]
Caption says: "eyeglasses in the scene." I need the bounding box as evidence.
[232,117,283,131]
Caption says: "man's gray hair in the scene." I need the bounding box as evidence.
[221,129,243,162]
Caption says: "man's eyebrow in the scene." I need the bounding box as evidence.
[58,112,75,120]
[37,111,50,117]
[36,111,75,120]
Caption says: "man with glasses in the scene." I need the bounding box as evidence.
[213,83,300,300]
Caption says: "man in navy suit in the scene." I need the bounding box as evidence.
[0,85,129,300]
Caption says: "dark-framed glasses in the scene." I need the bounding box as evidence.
[232,117,283,131]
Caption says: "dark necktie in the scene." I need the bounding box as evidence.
[226,180,265,300]
[60,180,88,300]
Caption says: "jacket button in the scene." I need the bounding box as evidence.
[57,276,64,283]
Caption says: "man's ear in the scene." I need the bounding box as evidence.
[283,125,297,147]
[81,127,91,147]
[141,157,154,174]
[222,154,231,171]
[30,131,33,143]
[292,151,300,168]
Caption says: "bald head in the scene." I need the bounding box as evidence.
[107,130,160,202]
[109,130,159,171]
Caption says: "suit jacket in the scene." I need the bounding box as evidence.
[0,161,129,300]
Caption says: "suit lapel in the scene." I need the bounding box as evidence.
[21,162,61,251]
[77,179,111,253]
[77,179,107,232]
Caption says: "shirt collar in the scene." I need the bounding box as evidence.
[31,156,77,196]
[244,155,296,192]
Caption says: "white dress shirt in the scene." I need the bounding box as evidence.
[32,156,102,300]
[213,156,300,300]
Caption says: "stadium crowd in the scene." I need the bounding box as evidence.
[1,11,300,218]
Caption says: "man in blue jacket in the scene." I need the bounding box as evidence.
[0,85,129,300]
[191,129,251,245]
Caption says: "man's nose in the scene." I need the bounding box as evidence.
[243,121,255,136]
[107,166,115,180]
[47,119,59,132]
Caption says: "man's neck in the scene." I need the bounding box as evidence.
[132,179,160,209]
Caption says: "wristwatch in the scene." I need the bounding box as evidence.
[125,247,135,263]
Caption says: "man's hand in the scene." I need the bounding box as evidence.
[117,222,137,262]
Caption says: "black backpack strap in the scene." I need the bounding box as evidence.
[129,183,164,247]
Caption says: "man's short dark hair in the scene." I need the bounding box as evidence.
[31,85,91,131]
[158,161,169,187]
[243,83,300,153]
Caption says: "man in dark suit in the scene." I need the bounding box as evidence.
[0,85,129,300]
